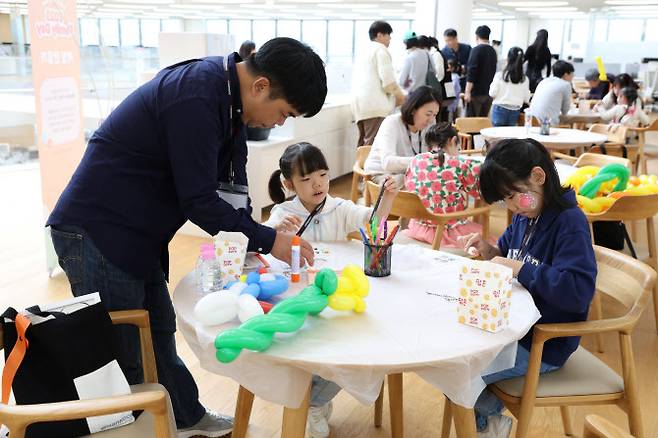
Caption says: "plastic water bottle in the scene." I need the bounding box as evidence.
[539,116,551,136]
[196,247,222,295]
[524,111,533,134]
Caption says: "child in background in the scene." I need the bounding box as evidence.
[447,59,462,122]
[459,138,597,437]
[489,47,531,127]
[263,142,398,438]
[403,123,491,249]
[597,86,649,128]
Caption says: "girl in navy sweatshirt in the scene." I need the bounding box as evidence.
[460,138,597,436]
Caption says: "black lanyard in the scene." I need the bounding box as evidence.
[515,216,540,261]
[296,197,327,237]
[407,128,422,155]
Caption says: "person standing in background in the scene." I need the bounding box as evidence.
[351,20,405,147]
[399,30,430,93]
[525,29,552,93]
[239,40,256,60]
[489,47,531,126]
[427,36,454,122]
[442,28,471,91]
[464,25,498,117]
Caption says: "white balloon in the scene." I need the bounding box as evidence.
[238,294,264,323]
[194,292,238,326]
[225,282,248,298]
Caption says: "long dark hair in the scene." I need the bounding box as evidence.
[530,29,549,63]
[612,73,639,105]
[424,122,457,166]
[503,47,525,84]
[479,138,571,211]
[400,86,442,126]
[268,142,329,204]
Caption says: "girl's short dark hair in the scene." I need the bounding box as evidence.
[620,86,639,106]
[239,40,256,60]
[479,138,571,210]
[400,86,442,126]
[268,142,329,204]
[425,122,457,166]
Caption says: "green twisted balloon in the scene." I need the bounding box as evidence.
[214,269,339,363]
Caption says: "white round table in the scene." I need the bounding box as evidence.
[174,242,540,437]
[480,126,607,151]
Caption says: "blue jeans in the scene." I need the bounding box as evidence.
[310,376,341,407]
[50,225,205,429]
[474,345,560,431]
[491,105,520,127]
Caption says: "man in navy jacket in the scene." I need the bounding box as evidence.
[47,38,327,437]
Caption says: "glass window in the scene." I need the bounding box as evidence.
[609,19,643,43]
[387,20,412,72]
[207,19,228,34]
[140,19,160,47]
[354,20,372,58]
[252,20,275,47]
[301,20,327,61]
[328,20,353,63]
[566,19,589,59]
[646,19,658,42]
[120,19,140,46]
[162,19,183,33]
[99,18,119,46]
[500,19,516,55]
[80,18,100,46]
[277,20,301,39]
[593,19,608,42]
[229,19,252,47]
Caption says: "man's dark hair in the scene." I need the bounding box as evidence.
[584,68,600,82]
[400,86,442,126]
[552,60,574,78]
[475,25,491,40]
[369,21,393,41]
[239,40,256,60]
[418,35,432,49]
[246,37,327,118]
[444,28,457,38]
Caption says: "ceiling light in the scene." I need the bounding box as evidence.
[605,0,658,4]
[609,4,658,8]
[498,1,568,6]
[240,3,295,8]
[317,3,378,8]
[103,4,154,9]
[516,6,577,11]
[113,0,173,3]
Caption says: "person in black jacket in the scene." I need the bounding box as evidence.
[525,29,552,92]
[464,25,498,117]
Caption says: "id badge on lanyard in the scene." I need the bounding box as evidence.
[217,55,249,210]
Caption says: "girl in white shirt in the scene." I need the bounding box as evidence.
[598,86,649,128]
[364,85,442,185]
[263,141,397,438]
[489,47,531,127]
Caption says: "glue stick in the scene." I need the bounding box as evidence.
[291,235,301,283]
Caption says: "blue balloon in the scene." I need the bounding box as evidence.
[241,283,261,297]
[246,271,260,284]
[258,275,289,300]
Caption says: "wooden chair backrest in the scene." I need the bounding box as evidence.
[454,117,492,133]
[366,181,438,221]
[574,152,632,170]
[594,245,656,312]
[586,193,658,223]
[589,124,629,144]
[355,146,371,170]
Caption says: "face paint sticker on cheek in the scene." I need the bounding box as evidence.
[518,192,538,210]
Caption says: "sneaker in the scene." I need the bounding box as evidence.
[322,401,333,420]
[477,415,512,438]
[306,405,330,438]
[178,409,234,438]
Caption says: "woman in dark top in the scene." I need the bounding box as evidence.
[525,29,551,92]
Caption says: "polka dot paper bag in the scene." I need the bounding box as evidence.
[214,231,248,283]
[457,261,513,333]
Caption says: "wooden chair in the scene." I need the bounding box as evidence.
[468,246,656,438]
[350,145,372,204]
[588,124,636,171]
[0,310,177,438]
[365,180,492,251]
[584,194,658,334]
[584,415,634,438]
[454,117,492,150]
[627,118,658,175]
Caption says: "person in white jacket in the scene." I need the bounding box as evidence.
[597,86,649,129]
[263,142,397,438]
[489,47,531,126]
[351,21,405,147]
[364,85,441,185]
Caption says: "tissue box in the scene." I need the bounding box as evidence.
[457,261,513,333]
[214,232,248,283]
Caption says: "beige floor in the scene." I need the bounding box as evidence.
[1,149,658,437]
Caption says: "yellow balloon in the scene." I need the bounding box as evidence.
[328,294,357,311]
[595,56,608,81]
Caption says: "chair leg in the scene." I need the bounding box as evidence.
[560,406,574,436]
[451,403,477,438]
[647,217,658,333]
[653,283,658,334]
[233,385,255,438]
[441,397,453,438]
[590,292,605,353]
[350,173,360,203]
[374,381,384,427]
[388,373,404,438]
[619,334,645,438]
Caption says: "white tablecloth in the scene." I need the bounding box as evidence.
[174,242,540,409]
[480,126,607,149]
